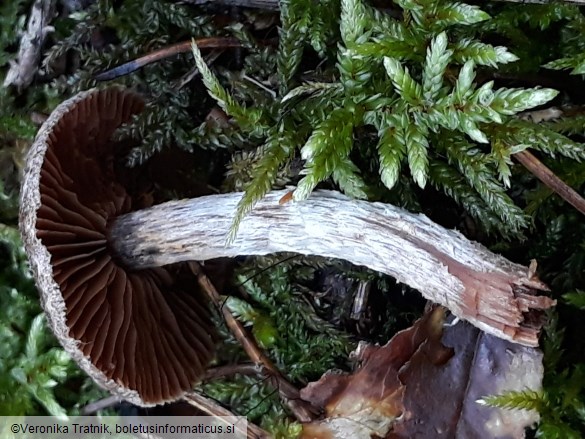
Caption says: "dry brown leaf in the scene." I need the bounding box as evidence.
[300,306,543,439]
[300,307,450,438]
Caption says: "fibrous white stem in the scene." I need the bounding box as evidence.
[110,189,554,346]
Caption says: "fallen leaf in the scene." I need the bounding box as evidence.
[300,306,543,439]
[300,307,450,438]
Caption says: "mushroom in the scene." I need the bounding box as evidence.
[20,87,554,406]
[19,88,215,406]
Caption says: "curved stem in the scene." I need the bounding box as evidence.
[109,190,554,347]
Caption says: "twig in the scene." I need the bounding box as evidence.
[188,262,319,423]
[514,150,585,217]
[4,0,56,90]
[175,0,585,9]
[492,0,585,3]
[94,37,242,81]
[183,392,272,439]
[176,0,279,9]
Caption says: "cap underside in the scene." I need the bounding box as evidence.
[22,88,215,405]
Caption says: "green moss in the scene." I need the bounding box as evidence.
[2,0,585,435]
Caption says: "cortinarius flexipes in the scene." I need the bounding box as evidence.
[20,87,555,406]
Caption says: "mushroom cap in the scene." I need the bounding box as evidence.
[19,87,216,406]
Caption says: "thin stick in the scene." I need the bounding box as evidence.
[492,0,585,3]
[178,0,585,7]
[183,392,271,439]
[94,37,242,81]
[176,0,279,8]
[189,262,318,422]
[514,150,585,217]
